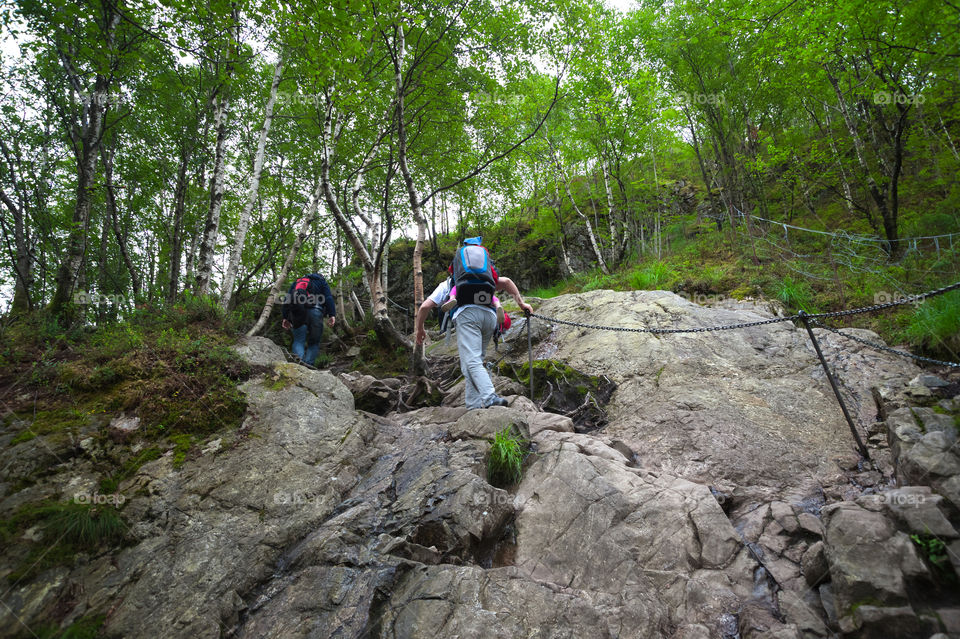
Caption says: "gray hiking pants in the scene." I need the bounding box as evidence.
[455,305,498,409]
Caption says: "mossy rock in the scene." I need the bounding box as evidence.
[496,359,616,432]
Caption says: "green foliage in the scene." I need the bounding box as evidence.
[31,614,106,639]
[628,262,675,290]
[904,290,960,358]
[170,434,192,469]
[3,501,127,582]
[773,276,816,312]
[909,533,956,583]
[487,427,526,487]
[579,271,616,292]
[26,501,126,547]
[526,282,567,299]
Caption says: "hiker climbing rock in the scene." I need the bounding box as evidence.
[414,236,532,409]
[281,273,336,367]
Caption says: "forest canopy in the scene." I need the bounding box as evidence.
[0,0,957,343]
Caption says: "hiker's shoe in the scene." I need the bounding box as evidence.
[496,305,505,328]
[487,396,509,408]
[441,297,458,314]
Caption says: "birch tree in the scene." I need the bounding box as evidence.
[221,56,283,309]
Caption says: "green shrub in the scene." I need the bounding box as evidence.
[575,270,615,292]
[170,434,193,469]
[32,614,106,639]
[773,275,816,312]
[487,427,526,487]
[527,282,566,299]
[909,533,956,583]
[628,262,674,290]
[13,501,127,548]
[904,289,960,358]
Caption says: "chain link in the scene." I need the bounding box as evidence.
[531,280,960,334]
[810,321,960,369]
[530,312,799,334]
[806,281,960,319]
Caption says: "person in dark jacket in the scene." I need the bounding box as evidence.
[281,273,336,366]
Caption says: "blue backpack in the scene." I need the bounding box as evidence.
[450,236,498,308]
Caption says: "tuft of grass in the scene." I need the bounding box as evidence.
[526,282,566,299]
[487,427,526,487]
[28,501,127,547]
[3,500,128,582]
[31,613,106,639]
[773,275,816,312]
[628,262,674,290]
[579,271,615,292]
[903,289,960,359]
[909,533,956,583]
[170,434,192,469]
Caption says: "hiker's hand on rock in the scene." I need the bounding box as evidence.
[282,319,292,330]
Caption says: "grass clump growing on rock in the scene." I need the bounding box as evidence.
[487,427,526,487]
[29,501,127,547]
[909,533,956,584]
[3,500,127,583]
[774,275,816,313]
[31,613,106,639]
[903,289,960,360]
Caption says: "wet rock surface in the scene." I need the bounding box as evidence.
[2,290,959,638]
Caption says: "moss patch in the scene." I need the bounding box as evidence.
[497,359,616,431]
[0,306,255,581]
[3,500,127,583]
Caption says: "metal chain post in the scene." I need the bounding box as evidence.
[798,311,870,460]
[527,312,534,402]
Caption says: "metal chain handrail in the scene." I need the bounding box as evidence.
[810,320,960,369]
[530,280,960,334]
[805,281,960,320]
[529,312,799,334]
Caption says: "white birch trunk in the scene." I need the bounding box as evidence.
[550,146,609,275]
[335,229,351,328]
[822,106,857,216]
[552,184,575,276]
[195,89,231,295]
[602,159,618,265]
[221,57,283,310]
[319,95,403,347]
[351,290,366,322]
[390,24,427,311]
[380,237,389,303]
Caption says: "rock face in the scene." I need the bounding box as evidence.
[522,290,919,503]
[2,290,959,638]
